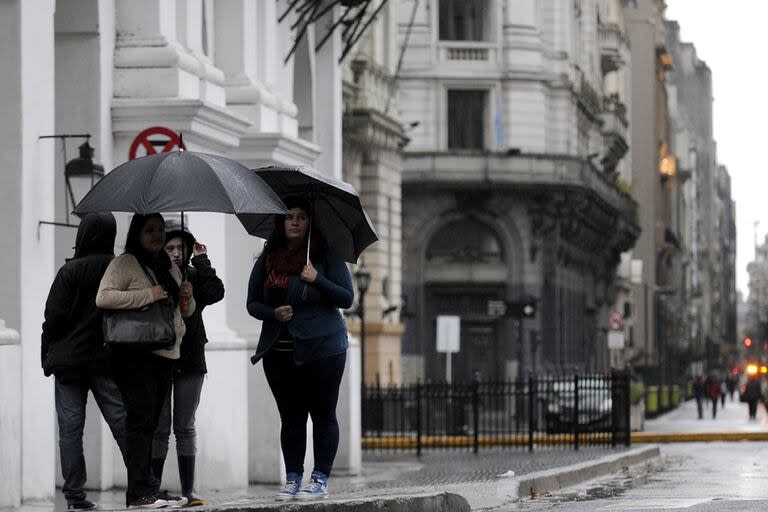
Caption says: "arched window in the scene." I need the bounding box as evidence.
[427,218,503,263]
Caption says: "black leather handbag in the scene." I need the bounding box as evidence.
[102,267,176,350]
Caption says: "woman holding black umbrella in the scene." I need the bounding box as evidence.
[96,213,194,509]
[247,196,353,501]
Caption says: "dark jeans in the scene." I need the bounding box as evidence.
[112,353,173,503]
[263,350,346,477]
[153,372,205,458]
[55,374,128,504]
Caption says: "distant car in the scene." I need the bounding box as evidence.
[544,377,612,433]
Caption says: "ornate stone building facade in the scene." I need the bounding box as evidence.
[342,1,408,385]
[0,0,380,505]
[397,0,639,383]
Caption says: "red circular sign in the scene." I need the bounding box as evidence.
[128,126,186,160]
[609,312,624,331]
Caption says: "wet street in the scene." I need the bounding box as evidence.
[501,397,768,511]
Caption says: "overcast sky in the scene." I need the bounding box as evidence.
[662,1,768,298]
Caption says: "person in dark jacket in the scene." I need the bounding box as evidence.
[693,375,705,420]
[41,212,128,511]
[744,375,761,420]
[152,220,224,506]
[247,196,353,502]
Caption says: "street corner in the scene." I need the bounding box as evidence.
[511,445,661,503]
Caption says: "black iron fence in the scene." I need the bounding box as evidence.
[362,370,631,454]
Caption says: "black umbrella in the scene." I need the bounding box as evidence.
[74,150,287,218]
[237,165,378,264]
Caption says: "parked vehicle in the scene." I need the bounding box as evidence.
[544,376,612,433]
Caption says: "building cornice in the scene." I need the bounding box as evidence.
[343,108,408,152]
[402,151,638,227]
[112,98,251,153]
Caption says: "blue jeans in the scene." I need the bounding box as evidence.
[152,372,205,458]
[263,350,346,477]
[55,374,128,503]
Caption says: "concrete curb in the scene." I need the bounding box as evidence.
[505,445,660,500]
[208,492,471,512]
[633,431,768,442]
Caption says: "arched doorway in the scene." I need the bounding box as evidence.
[423,217,508,383]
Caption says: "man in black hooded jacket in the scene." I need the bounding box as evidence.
[41,212,128,511]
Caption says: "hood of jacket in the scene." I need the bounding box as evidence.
[164,219,196,266]
[73,212,117,259]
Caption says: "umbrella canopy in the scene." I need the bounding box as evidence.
[73,150,287,218]
[237,165,378,263]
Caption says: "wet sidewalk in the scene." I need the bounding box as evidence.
[10,446,659,512]
[643,394,767,432]
[633,395,768,442]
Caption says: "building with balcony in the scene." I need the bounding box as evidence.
[664,18,726,376]
[342,2,408,386]
[396,0,639,383]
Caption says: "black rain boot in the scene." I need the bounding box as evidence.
[178,455,204,506]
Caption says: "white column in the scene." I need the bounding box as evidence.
[312,8,360,475]
[501,0,544,71]
[0,320,22,507]
[314,8,343,179]
[19,0,57,501]
[214,0,281,133]
[114,0,225,103]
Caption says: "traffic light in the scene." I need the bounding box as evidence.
[744,337,753,348]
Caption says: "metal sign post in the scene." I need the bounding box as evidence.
[437,315,460,383]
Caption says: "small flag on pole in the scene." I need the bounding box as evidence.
[495,93,505,149]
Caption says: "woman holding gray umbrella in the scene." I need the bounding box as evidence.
[96,213,194,509]
[246,196,354,501]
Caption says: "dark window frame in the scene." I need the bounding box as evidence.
[447,89,487,150]
[439,0,490,42]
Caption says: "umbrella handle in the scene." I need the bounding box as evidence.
[306,217,312,265]
[302,217,313,300]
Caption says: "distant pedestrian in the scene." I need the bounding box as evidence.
[96,213,195,509]
[693,375,705,420]
[247,196,354,501]
[705,374,721,419]
[720,380,727,408]
[151,221,224,506]
[726,375,737,401]
[744,376,761,420]
[41,213,128,511]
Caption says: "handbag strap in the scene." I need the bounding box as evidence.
[140,265,158,287]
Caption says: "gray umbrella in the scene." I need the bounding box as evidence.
[73,150,287,220]
[237,165,378,264]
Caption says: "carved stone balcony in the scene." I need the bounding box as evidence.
[599,22,628,74]
[437,42,497,65]
[402,151,638,225]
[600,94,629,174]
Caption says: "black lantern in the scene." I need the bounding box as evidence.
[65,141,104,221]
[38,134,103,232]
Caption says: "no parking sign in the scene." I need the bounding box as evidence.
[128,126,186,160]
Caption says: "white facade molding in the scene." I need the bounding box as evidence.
[112,98,251,153]
[231,133,321,168]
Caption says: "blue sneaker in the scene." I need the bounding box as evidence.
[275,472,303,501]
[296,471,328,501]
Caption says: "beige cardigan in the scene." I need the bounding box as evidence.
[96,253,195,359]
